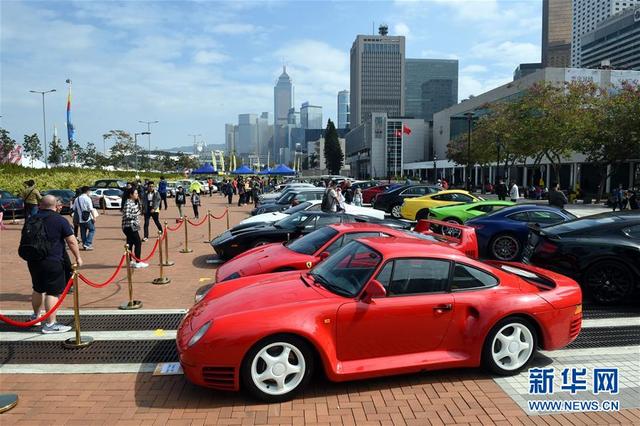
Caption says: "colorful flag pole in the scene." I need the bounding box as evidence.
[65,79,76,164]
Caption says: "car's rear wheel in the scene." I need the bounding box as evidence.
[415,209,430,221]
[490,233,521,261]
[390,204,402,219]
[241,335,314,402]
[583,260,634,304]
[482,317,536,375]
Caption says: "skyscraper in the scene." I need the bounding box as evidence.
[273,66,294,162]
[224,123,236,154]
[571,0,639,67]
[404,59,458,121]
[300,102,323,129]
[350,25,405,128]
[337,90,350,129]
[237,113,258,156]
[542,0,572,67]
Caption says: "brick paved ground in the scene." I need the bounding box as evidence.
[4,370,640,425]
[0,194,250,311]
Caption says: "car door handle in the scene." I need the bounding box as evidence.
[433,304,452,312]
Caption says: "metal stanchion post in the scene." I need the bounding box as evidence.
[120,244,143,309]
[63,264,94,348]
[0,394,18,413]
[12,209,16,224]
[152,231,171,285]
[180,218,193,253]
[226,208,230,230]
[204,209,211,242]
[162,221,174,266]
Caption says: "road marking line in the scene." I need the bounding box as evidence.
[581,317,640,328]
[540,345,639,358]
[0,330,177,342]
[0,363,158,374]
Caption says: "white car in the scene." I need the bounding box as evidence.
[90,188,122,209]
[239,199,384,225]
[166,181,177,197]
[258,183,316,202]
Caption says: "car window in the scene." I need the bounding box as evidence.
[307,203,322,211]
[334,232,385,251]
[528,210,564,224]
[507,212,529,221]
[451,193,474,202]
[275,212,312,227]
[282,201,312,214]
[303,216,318,229]
[104,189,121,196]
[470,204,493,213]
[386,258,450,296]
[375,261,393,287]
[412,187,431,195]
[622,225,640,239]
[451,263,498,291]
[432,193,452,201]
[316,215,342,228]
[287,227,339,255]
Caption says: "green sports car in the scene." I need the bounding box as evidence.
[428,200,515,224]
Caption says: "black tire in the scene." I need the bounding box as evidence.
[241,335,314,403]
[490,233,521,261]
[390,204,403,219]
[583,260,634,304]
[253,240,270,248]
[482,317,537,375]
[415,209,430,221]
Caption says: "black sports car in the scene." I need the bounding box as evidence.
[372,184,439,218]
[211,211,410,260]
[42,189,74,215]
[522,211,640,304]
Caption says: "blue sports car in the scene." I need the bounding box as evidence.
[465,204,576,261]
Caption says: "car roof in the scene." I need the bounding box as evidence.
[358,236,467,259]
[431,189,471,195]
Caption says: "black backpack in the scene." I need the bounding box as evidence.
[19,213,51,262]
[321,189,331,212]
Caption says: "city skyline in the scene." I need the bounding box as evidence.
[1,0,543,150]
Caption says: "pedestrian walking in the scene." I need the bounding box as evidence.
[208,177,214,197]
[612,184,624,211]
[252,178,260,208]
[344,181,354,205]
[548,183,568,209]
[175,186,186,218]
[509,181,519,203]
[121,188,148,268]
[191,189,201,219]
[72,186,97,250]
[353,187,363,207]
[225,180,233,205]
[158,176,168,210]
[142,182,162,241]
[496,179,508,201]
[237,178,245,207]
[321,181,339,213]
[21,179,42,219]
[20,195,83,333]
[628,189,638,210]
[336,188,346,211]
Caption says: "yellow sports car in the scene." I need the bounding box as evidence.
[400,190,482,220]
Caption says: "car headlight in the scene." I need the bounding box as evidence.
[188,320,212,347]
[221,272,241,282]
[194,283,214,303]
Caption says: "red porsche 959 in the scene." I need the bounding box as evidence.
[178,235,582,402]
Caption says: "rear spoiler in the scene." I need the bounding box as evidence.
[415,219,479,259]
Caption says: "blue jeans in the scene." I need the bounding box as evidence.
[79,220,95,247]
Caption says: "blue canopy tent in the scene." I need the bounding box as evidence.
[257,167,271,175]
[231,165,255,175]
[191,162,216,175]
[269,164,296,175]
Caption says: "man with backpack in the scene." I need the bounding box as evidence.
[20,195,83,334]
[72,186,96,250]
[321,181,339,213]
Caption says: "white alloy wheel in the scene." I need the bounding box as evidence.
[491,323,534,371]
[251,342,306,396]
[391,205,402,218]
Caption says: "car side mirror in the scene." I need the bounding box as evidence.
[319,251,330,260]
[360,279,386,303]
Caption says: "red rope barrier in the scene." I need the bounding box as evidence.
[166,220,184,232]
[209,209,229,220]
[0,277,74,327]
[130,238,160,262]
[78,255,126,288]
[187,216,208,227]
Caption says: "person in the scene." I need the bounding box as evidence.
[21,179,42,219]
[224,180,233,205]
[496,179,508,201]
[0,192,6,231]
[436,179,443,190]
[120,182,133,211]
[548,183,568,209]
[441,178,449,190]
[353,187,363,207]
[121,188,148,268]
[24,195,82,333]
[252,178,260,208]
[142,182,162,241]
[344,181,354,205]
[628,189,638,210]
[237,177,245,207]
[191,189,201,219]
[612,184,624,211]
[336,187,346,211]
[175,185,186,218]
[158,176,168,210]
[509,180,519,203]
[207,177,214,197]
[405,177,412,186]
[321,181,339,213]
[72,186,96,250]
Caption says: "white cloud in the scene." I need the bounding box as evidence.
[194,50,230,64]
[458,74,512,101]
[470,41,540,67]
[461,64,488,74]
[394,22,411,37]
[210,23,260,35]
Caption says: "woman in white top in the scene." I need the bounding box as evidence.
[509,181,520,203]
[353,188,363,207]
[336,187,346,211]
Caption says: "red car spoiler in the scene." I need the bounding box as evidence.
[414,219,479,259]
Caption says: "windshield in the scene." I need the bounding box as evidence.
[287,227,338,255]
[104,189,122,196]
[274,212,312,228]
[310,241,382,297]
[283,201,312,214]
[546,213,618,234]
[0,191,14,198]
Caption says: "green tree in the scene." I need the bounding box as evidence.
[23,133,43,166]
[0,128,16,159]
[323,119,343,174]
[160,153,176,171]
[48,135,65,165]
[79,142,98,167]
[106,130,137,169]
[66,140,83,164]
[176,152,199,170]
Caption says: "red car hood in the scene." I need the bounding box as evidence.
[215,243,313,281]
[190,272,328,326]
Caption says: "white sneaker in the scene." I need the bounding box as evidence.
[42,322,72,334]
[133,262,149,268]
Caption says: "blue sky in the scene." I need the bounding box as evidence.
[0,0,542,151]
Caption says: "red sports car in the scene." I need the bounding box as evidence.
[212,221,479,285]
[362,184,395,204]
[178,237,582,402]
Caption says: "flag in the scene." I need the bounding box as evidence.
[403,124,411,135]
[66,86,75,145]
[211,151,217,170]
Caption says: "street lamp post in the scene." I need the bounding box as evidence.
[139,120,158,165]
[433,155,437,183]
[134,132,150,170]
[464,112,474,191]
[29,89,56,168]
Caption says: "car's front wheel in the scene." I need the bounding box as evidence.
[415,209,430,221]
[241,335,314,402]
[490,233,521,261]
[482,317,536,375]
[583,260,634,304]
[390,204,403,219]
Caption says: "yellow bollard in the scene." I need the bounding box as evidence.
[152,231,171,285]
[162,221,175,266]
[180,218,193,253]
[63,264,94,348]
[120,244,143,309]
[226,208,230,230]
